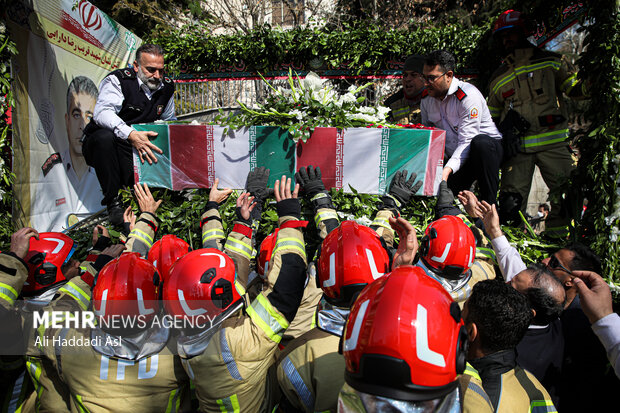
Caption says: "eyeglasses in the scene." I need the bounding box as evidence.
[422,72,447,83]
[547,255,573,275]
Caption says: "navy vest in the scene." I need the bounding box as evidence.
[111,68,175,125]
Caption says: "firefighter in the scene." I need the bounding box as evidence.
[164,176,308,412]
[488,10,585,238]
[384,54,426,124]
[339,266,493,413]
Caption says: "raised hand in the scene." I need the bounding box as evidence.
[10,227,39,259]
[274,175,300,202]
[479,201,502,240]
[209,178,233,205]
[134,183,163,215]
[457,190,482,219]
[236,192,256,221]
[389,217,418,269]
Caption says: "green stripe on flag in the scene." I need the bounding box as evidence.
[386,129,431,195]
[254,126,297,187]
[134,123,173,189]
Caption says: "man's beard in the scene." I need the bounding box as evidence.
[137,69,162,91]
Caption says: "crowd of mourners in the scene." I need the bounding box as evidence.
[2,8,619,413]
[1,163,619,412]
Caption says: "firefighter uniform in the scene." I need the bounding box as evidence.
[488,47,583,238]
[179,212,308,412]
[277,328,344,412]
[468,350,556,413]
[383,89,425,125]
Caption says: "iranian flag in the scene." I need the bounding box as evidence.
[133,124,445,196]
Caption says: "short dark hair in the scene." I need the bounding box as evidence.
[564,242,601,274]
[465,279,532,354]
[538,203,550,212]
[425,50,456,73]
[524,263,565,324]
[66,76,98,112]
[136,44,164,64]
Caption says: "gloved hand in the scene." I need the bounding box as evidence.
[388,170,422,204]
[295,165,326,198]
[295,165,334,211]
[245,167,274,205]
[434,180,461,219]
[436,180,454,209]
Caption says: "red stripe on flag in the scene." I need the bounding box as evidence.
[424,130,446,196]
[169,125,212,190]
[296,127,339,190]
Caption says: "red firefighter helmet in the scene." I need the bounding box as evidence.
[147,234,190,284]
[493,10,526,35]
[317,221,390,307]
[419,215,476,280]
[93,252,160,329]
[257,229,279,278]
[23,232,76,294]
[163,249,242,328]
[342,266,467,401]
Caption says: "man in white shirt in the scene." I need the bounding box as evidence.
[81,44,175,225]
[421,50,503,204]
[31,76,103,231]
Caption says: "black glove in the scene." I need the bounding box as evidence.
[436,180,454,209]
[295,165,326,198]
[245,167,274,205]
[295,166,334,210]
[435,180,461,218]
[388,170,422,204]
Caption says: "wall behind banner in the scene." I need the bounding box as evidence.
[6,0,141,232]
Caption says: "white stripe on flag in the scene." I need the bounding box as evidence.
[342,128,382,194]
[213,126,251,189]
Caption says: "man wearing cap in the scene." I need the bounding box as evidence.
[384,55,426,124]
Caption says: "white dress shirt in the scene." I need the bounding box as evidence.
[93,73,176,140]
[421,77,502,173]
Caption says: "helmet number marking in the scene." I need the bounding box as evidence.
[136,288,155,315]
[323,253,336,288]
[344,299,369,352]
[178,290,207,316]
[94,289,108,316]
[430,243,452,263]
[45,237,66,254]
[366,249,385,280]
[200,252,226,267]
[416,304,446,367]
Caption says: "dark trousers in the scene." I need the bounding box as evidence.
[82,128,134,206]
[447,134,503,205]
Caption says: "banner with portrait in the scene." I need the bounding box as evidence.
[7,0,140,231]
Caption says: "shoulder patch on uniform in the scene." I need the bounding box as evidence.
[42,153,62,177]
[469,107,479,119]
[164,77,172,84]
[455,87,467,101]
[119,68,136,79]
[421,89,429,98]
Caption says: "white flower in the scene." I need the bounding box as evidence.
[340,93,356,104]
[302,72,325,92]
[347,85,357,93]
[290,109,304,121]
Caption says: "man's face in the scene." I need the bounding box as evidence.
[135,52,165,91]
[65,92,96,157]
[423,64,452,99]
[500,29,522,55]
[509,269,534,293]
[402,70,424,98]
[541,249,576,287]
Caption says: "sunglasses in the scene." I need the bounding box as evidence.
[547,255,572,275]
